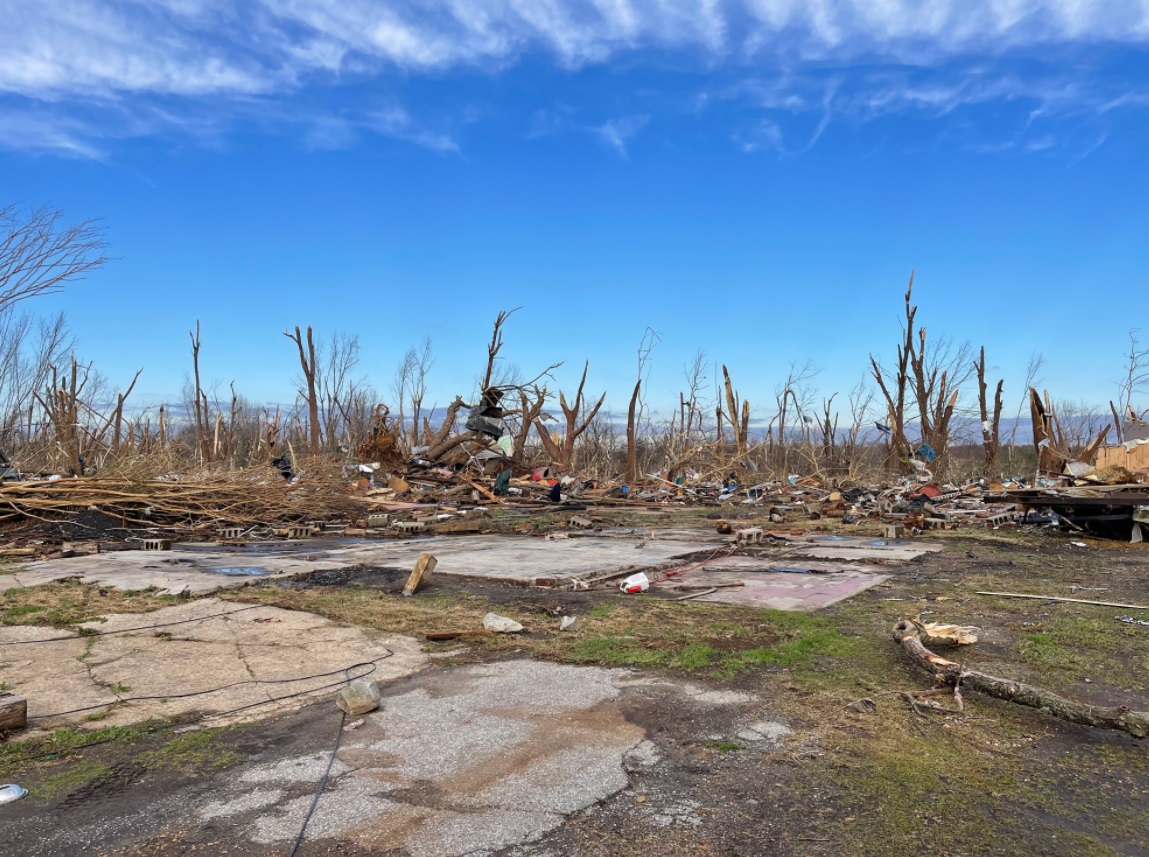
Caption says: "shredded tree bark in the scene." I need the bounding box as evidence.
[893,619,1149,739]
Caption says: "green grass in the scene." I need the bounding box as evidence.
[0,724,157,772]
[706,740,742,753]
[1015,613,1149,689]
[555,607,858,677]
[33,759,112,802]
[136,728,242,774]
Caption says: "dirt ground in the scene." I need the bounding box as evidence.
[3,516,1149,856]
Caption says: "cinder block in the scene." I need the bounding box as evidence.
[735,527,764,545]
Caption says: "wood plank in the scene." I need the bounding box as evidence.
[403,553,437,597]
[977,591,1149,610]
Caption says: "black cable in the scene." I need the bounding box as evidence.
[34,658,385,719]
[288,709,347,857]
[0,604,270,646]
[14,655,391,761]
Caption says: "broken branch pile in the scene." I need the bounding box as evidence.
[0,468,361,527]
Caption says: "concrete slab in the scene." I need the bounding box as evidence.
[193,660,762,857]
[11,533,717,595]
[789,546,935,562]
[654,556,889,610]
[778,534,944,562]
[0,597,427,733]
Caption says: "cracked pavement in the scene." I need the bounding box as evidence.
[0,597,426,731]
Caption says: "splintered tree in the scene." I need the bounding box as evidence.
[533,361,607,472]
[720,365,751,458]
[189,321,213,463]
[870,273,970,477]
[626,328,660,484]
[975,346,1005,477]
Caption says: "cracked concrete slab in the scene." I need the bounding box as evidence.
[0,597,427,733]
[193,659,761,857]
[9,532,719,595]
[652,556,890,610]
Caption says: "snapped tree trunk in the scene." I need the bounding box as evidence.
[626,379,641,483]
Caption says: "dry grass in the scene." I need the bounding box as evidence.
[0,580,177,629]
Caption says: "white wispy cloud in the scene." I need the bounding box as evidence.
[594,114,650,156]
[6,1,1148,100]
[1,0,1147,156]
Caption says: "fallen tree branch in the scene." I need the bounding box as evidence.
[893,619,1149,738]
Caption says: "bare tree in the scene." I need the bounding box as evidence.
[0,310,70,450]
[285,325,321,456]
[0,205,107,314]
[392,337,435,448]
[1114,331,1149,442]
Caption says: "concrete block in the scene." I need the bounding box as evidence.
[335,680,381,716]
[0,693,27,731]
[141,539,171,551]
[735,527,764,545]
[287,526,312,540]
[367,514,391,528]
[881,523,906,539]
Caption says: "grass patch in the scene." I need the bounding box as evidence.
[705,740,741,753]
[1015,612,1149,689]
[225,586,859,678]
[136,728,242,774]
[0,580,178,631]
[33,759,112,802]
[0,724,157,774]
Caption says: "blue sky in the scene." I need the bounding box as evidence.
[2,1,1148,423]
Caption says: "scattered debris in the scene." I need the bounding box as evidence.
[619,572,651,594]
[0,784,28,805]
[559,615,580,631]
[483,612,524,633]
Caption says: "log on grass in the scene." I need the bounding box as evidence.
[893,619,1149,738]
